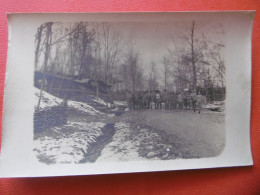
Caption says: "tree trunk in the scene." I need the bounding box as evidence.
[191,21,197,93]
[34,25,43,67]
[37,23,53,110]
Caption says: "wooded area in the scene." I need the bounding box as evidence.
[34,21,226,109]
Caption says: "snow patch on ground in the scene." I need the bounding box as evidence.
[205,101,225,112]
[97,122,150,162]
[68,101,101,115]
[34,87,101,115]
[93,97,108,106]
[96,122,168,162]
[34,121,105,164]
[114,100,127,107]
[96,117,183,161]
[34,87,63,110]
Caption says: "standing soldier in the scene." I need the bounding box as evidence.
[126,91,132,109]
[138,91,143,109]
[177,92,183,110]
[183,92,188,110]
[162,89,167,109]
[171,92,177,109]
[152,90,156,109]
[196,91,203,114]
[165,91,171,110]
[190,90,197,112]
[142,91,148,109]
[155,90,161,109]
[132,92,137,110]
[165,90,170,110]
[147,91,152,109]
[188,90,193,109]
[164,91,169,109]
[167,92,172,109]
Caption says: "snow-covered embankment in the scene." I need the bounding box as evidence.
[34,87,107,164]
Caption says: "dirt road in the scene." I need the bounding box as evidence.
[110,109,225,159]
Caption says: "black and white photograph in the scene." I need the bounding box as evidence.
[33,19,226,164]
[1,12,253,177]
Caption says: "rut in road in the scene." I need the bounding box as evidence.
[79,123,116,163]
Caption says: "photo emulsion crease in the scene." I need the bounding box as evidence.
[1,12,254,177]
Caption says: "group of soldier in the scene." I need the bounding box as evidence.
[125,89,204,113]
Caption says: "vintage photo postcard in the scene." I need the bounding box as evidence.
[0,11,254,177]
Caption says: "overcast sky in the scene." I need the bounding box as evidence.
[106,21,225,76]
[115,22,181,68]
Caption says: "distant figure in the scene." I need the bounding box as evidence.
[190,91,197,112]
[151,91,157,109]
[196,92,203,114]
[170,92,177,109]
[132,92,137,109]
[147,91,152,109]
[176,92,183,110]
[155,90,162,109]
[187,92,192,109]
[165,92,171,110]
[162,90,167,109]
[183,92,188,109]
[126,91,133,109]
[138,92,143,109]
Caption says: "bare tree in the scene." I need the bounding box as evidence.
[162,55,171,90]
[180,21,202,92]
[34,24,44,69]
[99,23,122,85]
[167,21,225,93]
[37,22,53,109]
[122,42,143,93]
[148,61,159,91]
[77,22,95,79]
[208,45,225,88]
[93,33,102,98]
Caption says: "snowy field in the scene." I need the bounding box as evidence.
[34,121,105,164]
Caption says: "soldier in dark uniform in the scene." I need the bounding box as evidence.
[190,91,197,112]
[183,92,188,110]
[172,92,177,109]
[132,92,137,110]
[162,89,167,109]
[126,91,133,109]
[155,90,162,109]
[138,92,143,109]
[147,91,152,109]
[177,92,183,110]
